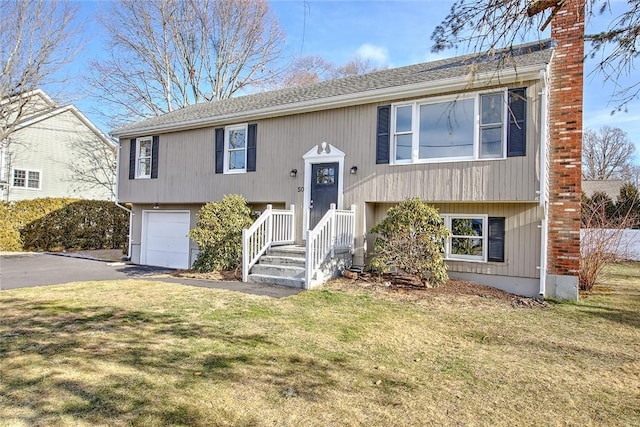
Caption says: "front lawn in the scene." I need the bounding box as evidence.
[1,264,639,426]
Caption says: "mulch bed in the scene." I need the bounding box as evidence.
[329,271,548,309]
[167,266,547,309]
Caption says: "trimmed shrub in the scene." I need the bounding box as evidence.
[189,195,254,272]
[369,198,450,286]
[0,198,129,252]
[0,203,22,251]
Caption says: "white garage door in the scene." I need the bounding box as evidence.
[142,211,190,269]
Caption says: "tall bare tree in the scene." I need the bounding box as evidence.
[0,0,79,144]
[431,0,640,110]
[66,133,117,200]
[582,126,637,181]
[89,0,285,126]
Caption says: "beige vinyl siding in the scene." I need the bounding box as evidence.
[130,201,541,280]
[119,81,541,205]
[120,80,543,273]
[366,202,542,279]
[128,202,287,265]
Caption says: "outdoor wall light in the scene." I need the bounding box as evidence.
[290,169,297,177]
[153,203,160,209]
[350,166,358,175]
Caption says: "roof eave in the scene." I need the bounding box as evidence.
[111,64,546,139]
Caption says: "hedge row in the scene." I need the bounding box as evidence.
[0,198,129,252]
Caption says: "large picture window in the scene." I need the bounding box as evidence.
[392,90,506,163]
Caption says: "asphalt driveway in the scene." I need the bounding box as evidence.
[0,253,173,290]
[0,253,300,298]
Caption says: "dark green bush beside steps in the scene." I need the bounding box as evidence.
[0,198,129,252]
[369,198,450,286]
[189,195,255,272]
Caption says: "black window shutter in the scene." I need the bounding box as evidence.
[151,135,159,179]
[507,88,527,157]
[215,127,224,174]
[247,124,257,172]
[129,138,136,179]
[376,105,391,164]
[488,217,505,262]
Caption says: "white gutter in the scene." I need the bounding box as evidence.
[538,66,551,298]
[112,65,547,138]
[114,141,133,259]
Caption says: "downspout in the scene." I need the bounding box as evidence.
[538,66,550,298]
[114,140,133,259]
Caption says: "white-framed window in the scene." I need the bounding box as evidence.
[391,90,507,164]
[224,124,248,173]
[441,214,487,262]
[12,168,41,189]
[136,136,153,178]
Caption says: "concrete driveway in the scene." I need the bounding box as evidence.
[0,253,301,298]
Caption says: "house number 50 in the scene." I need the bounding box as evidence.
[297,187,304,192]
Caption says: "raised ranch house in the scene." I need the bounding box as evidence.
[0,90,116,202]
[113,3,583,299]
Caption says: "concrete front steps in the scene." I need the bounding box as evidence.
[247,245,306,288]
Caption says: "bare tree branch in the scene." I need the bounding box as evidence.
[431,0,640,111]
[582,126,637,181]
[66,131,117,199]
[88,0,285,127]
[275,55,388,89]
[585,1,640,110]
[581,186,640,290]
[0,0,80,144]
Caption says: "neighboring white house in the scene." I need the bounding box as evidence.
[0,90,116,202]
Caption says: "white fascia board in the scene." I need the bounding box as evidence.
[0,89,56,107]
[111,64,547,138]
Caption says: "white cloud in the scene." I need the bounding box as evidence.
[355,44,389,65]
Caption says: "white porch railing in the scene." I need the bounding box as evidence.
[242,204,295,282]
[305,204,356,288]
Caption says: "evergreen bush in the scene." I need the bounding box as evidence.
[189,195,254,272]
[369,198,450,286]
[0,198,129,252]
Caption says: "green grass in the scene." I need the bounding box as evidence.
[1,263,639,426]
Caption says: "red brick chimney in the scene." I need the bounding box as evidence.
[547,0,585,290]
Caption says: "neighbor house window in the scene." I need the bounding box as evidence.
[12,169,40,189]
[441,215,487,262]
[224,124,248,173]
[135,136,153,178]
[392,90,506,163]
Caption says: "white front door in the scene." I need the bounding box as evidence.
[142,211,190,269]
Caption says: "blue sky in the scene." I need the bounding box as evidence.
[57,0,639,162]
